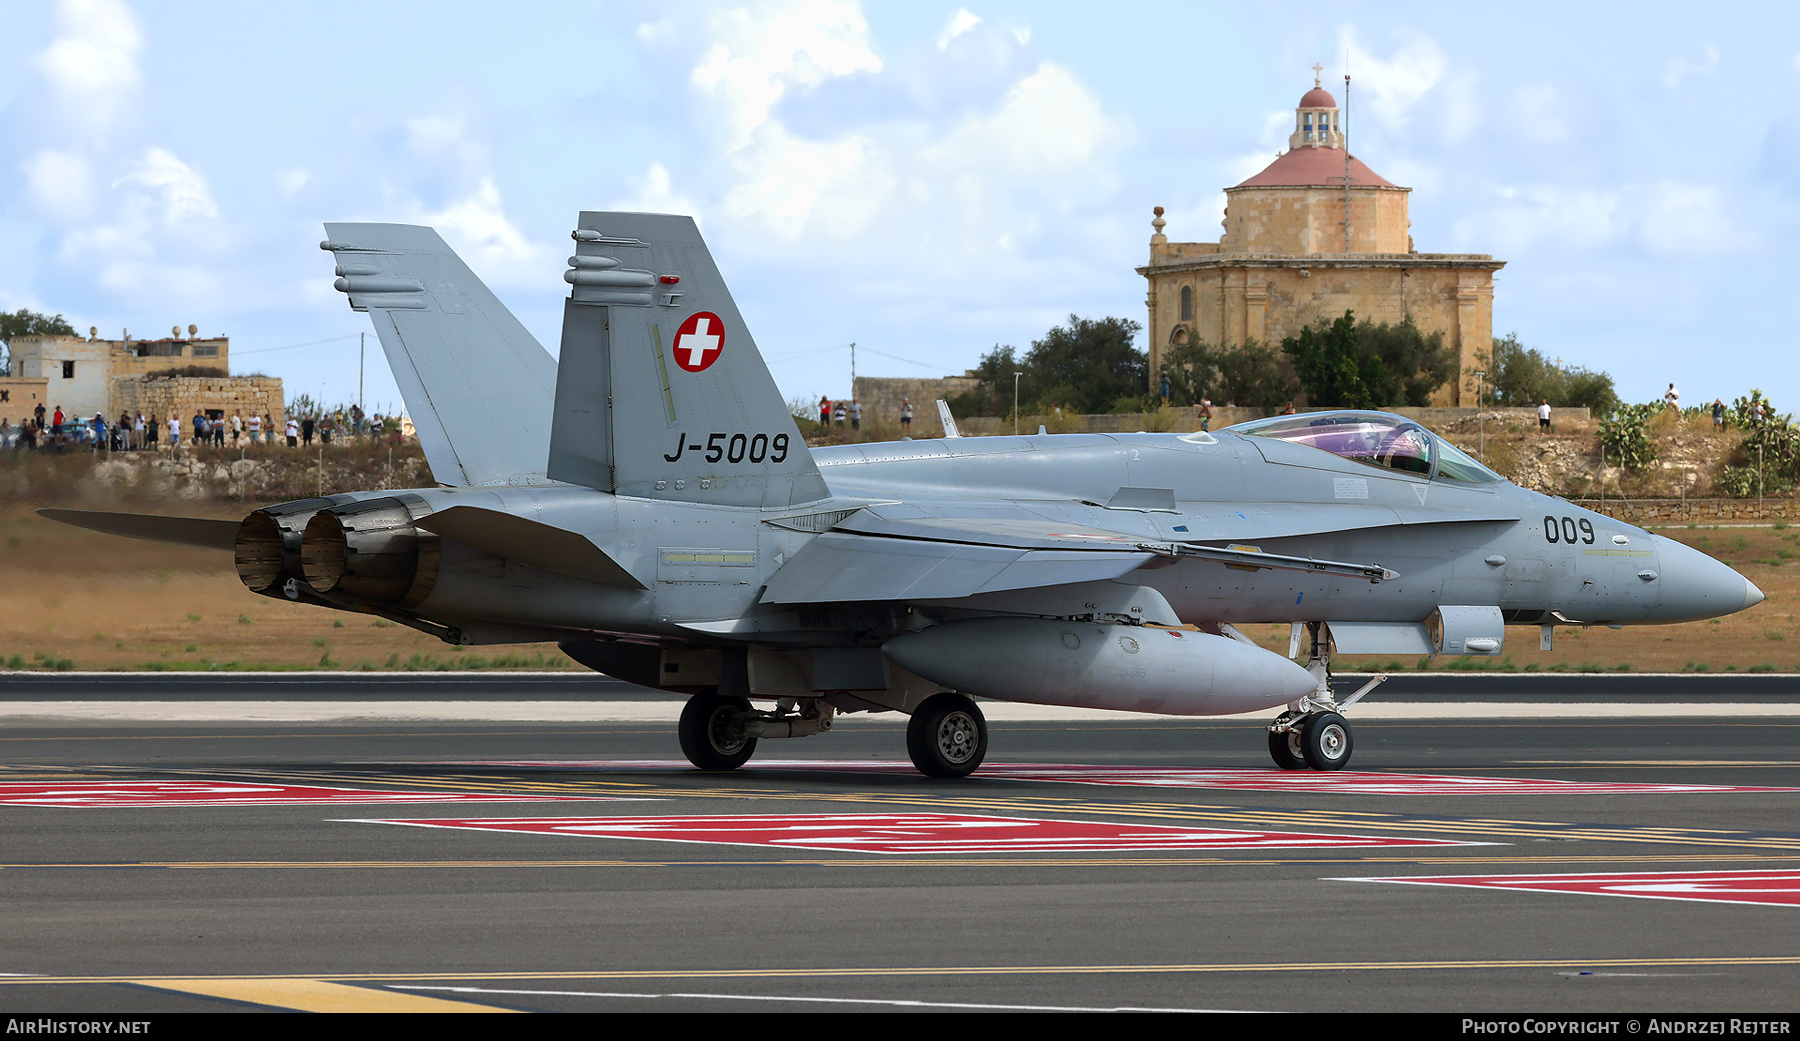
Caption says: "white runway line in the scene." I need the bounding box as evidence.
[0,700,1795,723]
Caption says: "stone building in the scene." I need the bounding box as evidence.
[1139,74,1504,405]
[6,324,280,431]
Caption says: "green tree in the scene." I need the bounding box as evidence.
[1359,315,1454,407]
[1481,333,1618,414]
[949,316,1146,418]
[1283,311,1371,407]
[1161,339,1297,412]
[1282,310,1456,409]
[0,309,77,376]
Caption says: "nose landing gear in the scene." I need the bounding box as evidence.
[1266,623,1383,771]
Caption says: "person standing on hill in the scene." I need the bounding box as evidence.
[1664,383,1680,411]
[1538,399,1552,433]
[285,415,299,447]
[900,399,913,430]
[1713,398,1726,432]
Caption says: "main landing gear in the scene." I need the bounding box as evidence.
[1267,622,1385,772]
[906,692,988,778]
[675,688,989,779]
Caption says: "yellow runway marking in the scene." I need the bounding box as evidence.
[0,955,1788,989]
[132,977,516,1012]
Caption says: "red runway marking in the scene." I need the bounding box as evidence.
[0,781,581,808]
[351,812,1479,854]
[424,760,1798,796]
[1340,869,1800,908]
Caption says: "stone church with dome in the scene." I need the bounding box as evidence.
[1138,73,1504,405]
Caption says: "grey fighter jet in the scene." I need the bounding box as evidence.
[42,213,1765,777]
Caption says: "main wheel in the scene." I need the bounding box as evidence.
[678,691,757,770]
[906,693,988,778]
[1300,711,1353,771]
[1268,713,1307,770]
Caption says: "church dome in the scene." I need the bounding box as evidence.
[1234,149,1398,189]
[1299,87,1336,109]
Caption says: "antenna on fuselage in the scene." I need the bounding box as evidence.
[936,399,962,439]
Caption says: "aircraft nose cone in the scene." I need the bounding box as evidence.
[1653,536,1762,622]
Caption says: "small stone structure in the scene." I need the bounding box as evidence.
[849,375,980,427]
[5,325,281,435]
[113,375,285,436]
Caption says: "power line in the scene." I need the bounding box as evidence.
[232,333,362,356]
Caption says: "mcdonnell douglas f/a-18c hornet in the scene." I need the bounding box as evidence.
[43,213,1766,777]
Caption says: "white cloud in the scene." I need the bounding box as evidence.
[616,162,704,223]
[938,8,982,51]
[723,125,892,240]
[22,149,96,222]
[1508,82,1574,145]
[669,3,1129,264]
[1339,26,1448,130]
[1662,45,1721,89]
[115,147,219,224]
[1639,180,1756,255]
[691,0,884,152]
[275,168,312,199]
[1454,185,1627,255]
[420,178,543,282]
[1454,179,1757,259]
[32,0,143,135]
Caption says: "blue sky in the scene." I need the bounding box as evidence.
[2,1,1795,416]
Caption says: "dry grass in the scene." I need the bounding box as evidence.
[0,507,574,671]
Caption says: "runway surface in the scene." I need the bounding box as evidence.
[1,675,1798,1012]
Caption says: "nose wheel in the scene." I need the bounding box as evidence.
[1267,710,1354,771]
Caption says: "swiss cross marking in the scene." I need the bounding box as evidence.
[672,311,726,373]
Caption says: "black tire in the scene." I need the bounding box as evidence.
[906,693,988,778]
[1300,711,1353,771]
[678,691,756,770]
[1268,713,1307,770]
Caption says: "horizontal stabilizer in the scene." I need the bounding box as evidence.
[413,506,645,589]
[36,508,238,550]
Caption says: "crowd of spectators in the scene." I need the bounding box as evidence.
[1,402,406,453]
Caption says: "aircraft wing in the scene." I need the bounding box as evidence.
[760,496,1511,605]
[758,532,1154,604]
[831,500,1516,549]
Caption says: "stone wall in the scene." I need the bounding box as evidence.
[953,404,1589,437]
[112,375,285,434]
[850,375,980,428]
[1572,498,1798,524]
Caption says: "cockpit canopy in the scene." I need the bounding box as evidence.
[1225,410,1501,483]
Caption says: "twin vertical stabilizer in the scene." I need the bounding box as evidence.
[547,212,829,509]
[322,223,557,487]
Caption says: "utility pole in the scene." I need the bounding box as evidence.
[1472,370,1486,460]
[1013,372,1022,436]
[1342,72,1352,253]
[358,332,365,416]
[849,342,856,403]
